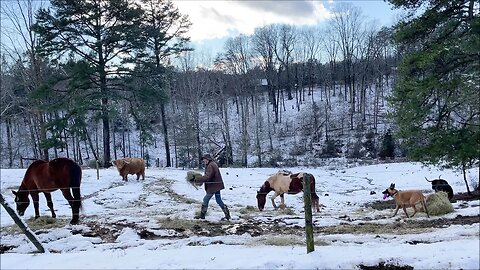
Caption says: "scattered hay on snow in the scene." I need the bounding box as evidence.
[186,171,203,189]
[418,191,454,216]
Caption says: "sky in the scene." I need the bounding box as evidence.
[173,0,403,56]
[0,0,403,63]
[1,161,479,269]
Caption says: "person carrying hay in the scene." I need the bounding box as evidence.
[191,153,230,220]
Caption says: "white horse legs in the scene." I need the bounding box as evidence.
[270,192,286,209]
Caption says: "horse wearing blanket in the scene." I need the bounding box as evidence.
[256,171,320,212]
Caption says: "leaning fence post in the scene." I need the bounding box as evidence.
[303,173,315,253]
[0,194,46,253]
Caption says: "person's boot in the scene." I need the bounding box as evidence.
[221,205,231,221]
[194,204,207,219]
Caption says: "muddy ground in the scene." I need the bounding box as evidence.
[3,182,479,245]
[80,188,479,242]
[71,203,479,244]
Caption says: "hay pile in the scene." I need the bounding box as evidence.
[186,171,203,189]
[418,191,454,216]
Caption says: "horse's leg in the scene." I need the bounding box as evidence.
[30,192,40,219]
[311,198,319,212]
[312,194,320,212]
[279,193,286,209]
[61,189,79,224]
[270,192,279,209]
[43,192,56,218]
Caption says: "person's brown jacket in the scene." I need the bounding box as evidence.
[197,160,225,193]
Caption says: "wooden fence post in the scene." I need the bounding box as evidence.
[0,194,46,253]
[303,173,315,253]
[96,159,100,180]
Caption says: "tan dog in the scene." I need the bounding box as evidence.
[382,183,430,218]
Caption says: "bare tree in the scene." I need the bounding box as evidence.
[331,3,365,129]
[1,0,50,160]
[274,24,297,101]
[323,24,338,101]
[216,35,253,166]
[298,26,322,102]
[252,25,279,122]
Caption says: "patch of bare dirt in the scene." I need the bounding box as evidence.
[76,212,479,242]
[454,190,480,201]
[0,244,14,254]
[73,180,479,241]
[358,262,413,270]
[314,214,480,235]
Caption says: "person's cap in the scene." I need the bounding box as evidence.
[201,153,213,161]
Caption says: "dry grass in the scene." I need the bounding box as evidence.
[255,235,329,246]
[418,192,454,216]
[1,216,68,234]
[238,205,257,215]
[186,171,203,188]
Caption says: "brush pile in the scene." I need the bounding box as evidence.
[419,191,454,216]
[186,171,203,188]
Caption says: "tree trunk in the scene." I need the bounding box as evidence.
[160,103,171,167]
[255,96,263,167]
[6,119,13,167]
[462,165,472,195]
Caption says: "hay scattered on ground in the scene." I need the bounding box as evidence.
[418,192,454,216]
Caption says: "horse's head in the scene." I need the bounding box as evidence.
[12,189,30,216]
[256,181,272,211]
[256,191,267,211]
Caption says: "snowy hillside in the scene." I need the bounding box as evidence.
[0,83,394,169]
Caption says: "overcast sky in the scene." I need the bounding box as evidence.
[0,0,402,63]
[173,0,402,54]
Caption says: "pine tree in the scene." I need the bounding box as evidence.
[33,0,145,167]
[388,0,479,192]
[379,129,395,160]
[135,0,192,167]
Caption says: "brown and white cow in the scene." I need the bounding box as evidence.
[111,158,145,181]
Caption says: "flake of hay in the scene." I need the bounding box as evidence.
[418,191,454,216]
[186,171,203,188]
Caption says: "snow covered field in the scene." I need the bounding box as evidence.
[1,161,479,269]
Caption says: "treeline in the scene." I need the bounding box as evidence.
[1,0,477,183]
[0,1,400,168]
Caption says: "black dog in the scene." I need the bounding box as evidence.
[425,177,454,201]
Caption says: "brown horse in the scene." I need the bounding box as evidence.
[12,158,83,224]
[256,171,320,212]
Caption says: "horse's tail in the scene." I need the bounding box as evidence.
[307,174,320,211]
[69,161,83,210]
